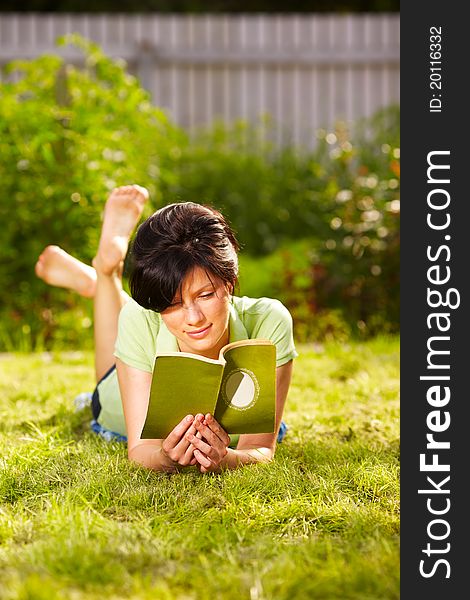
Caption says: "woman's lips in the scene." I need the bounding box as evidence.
[186,324,212,339]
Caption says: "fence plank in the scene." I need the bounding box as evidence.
[0,13,400,147]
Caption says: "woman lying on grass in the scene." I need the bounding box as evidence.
[35,185,297,473]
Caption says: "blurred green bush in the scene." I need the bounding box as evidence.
[167,110,400,340]
[0,35,183,349]
[0,36,399,349]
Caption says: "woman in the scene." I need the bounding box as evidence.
[35,185,297,473]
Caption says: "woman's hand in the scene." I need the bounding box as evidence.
[161,415,200,469]
[186,413,231,473]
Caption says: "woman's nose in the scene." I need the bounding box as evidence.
[184,304,205,325]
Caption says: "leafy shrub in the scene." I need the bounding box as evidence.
[305,111,400,336]
[0,35,182,349]
[239,241,352,343]
[161,119,329,255]
[167,108,400,339]
[0,36,399,348]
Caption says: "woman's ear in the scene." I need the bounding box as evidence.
[225,282,234,300]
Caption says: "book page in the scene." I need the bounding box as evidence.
[141,355,224,439]
[214,342,276,434]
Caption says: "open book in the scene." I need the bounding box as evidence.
[140,339,276,439]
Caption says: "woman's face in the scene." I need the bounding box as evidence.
[160,266,231,359]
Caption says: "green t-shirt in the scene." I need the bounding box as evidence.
[95,296,297,438]
[114,295,298,371]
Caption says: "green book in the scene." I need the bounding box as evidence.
[140,339,276,439]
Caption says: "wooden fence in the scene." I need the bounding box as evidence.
[0,13,400,147]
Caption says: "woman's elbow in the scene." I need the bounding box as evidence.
[128,443,177,473]
[127,444,156,470]
[127,445,146,469]
[246,446,275,464]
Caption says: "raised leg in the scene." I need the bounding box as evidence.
[35,245,97,298]
[91,185,149,382]
[35,184,149,383]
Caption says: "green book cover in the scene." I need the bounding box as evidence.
[140,339,276,439]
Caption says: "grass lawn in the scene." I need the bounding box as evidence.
[0,336,399,600]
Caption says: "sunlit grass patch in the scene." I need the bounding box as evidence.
[0,337,399,599]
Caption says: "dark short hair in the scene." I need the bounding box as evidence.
[129,202,240,312]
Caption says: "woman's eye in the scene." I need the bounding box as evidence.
[200,292,214,300]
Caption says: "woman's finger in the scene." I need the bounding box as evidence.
[193,448,212,469]
[194,420,220,447]
[194,423,229,465]
[193,435,227,466]
[203,414,231,446]
[162,415,194,453]
[172,423,199,463]
[186,432,215,459]
[182,430,202,464]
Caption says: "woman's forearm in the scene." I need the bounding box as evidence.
[129,443,274,473]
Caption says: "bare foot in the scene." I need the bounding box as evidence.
[35,245,97,298]
[93,185,149,276]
